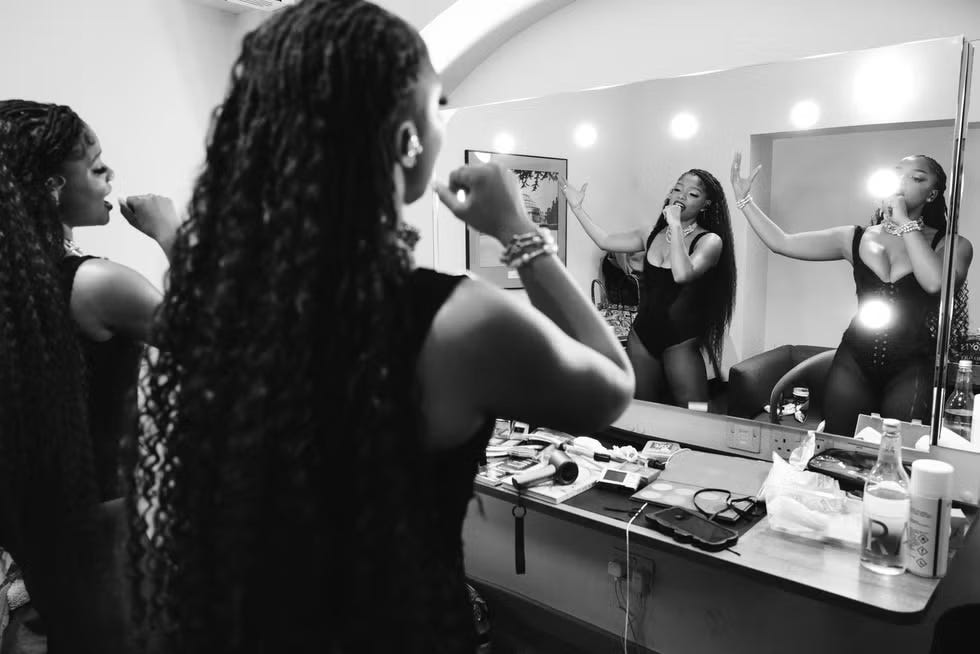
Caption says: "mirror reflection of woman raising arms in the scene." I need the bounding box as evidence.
[562,171,737,407]
[731,151,972,437]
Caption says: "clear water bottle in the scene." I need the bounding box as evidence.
[943,360,974,441]
[860,418,910,575]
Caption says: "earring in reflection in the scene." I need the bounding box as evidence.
[405,133,424,168]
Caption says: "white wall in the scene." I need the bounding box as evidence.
[433,37,963,370]
[0,0,243,289]
[449,0,980,107]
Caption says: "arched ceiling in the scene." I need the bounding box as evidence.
[377,0,573,97]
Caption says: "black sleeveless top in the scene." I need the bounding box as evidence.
[405,267,493,653]
[59,255,142,500]
[631,223,713,353]
[840,226,942,372]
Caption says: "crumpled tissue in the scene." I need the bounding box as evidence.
[760,431,860,544]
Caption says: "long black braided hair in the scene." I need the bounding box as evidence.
[651,169,737,376]
[124,2,445,652]
[0,101,97,576]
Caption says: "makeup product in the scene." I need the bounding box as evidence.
[906,459,954,578]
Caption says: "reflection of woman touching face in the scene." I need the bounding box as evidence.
[730,150,973,438]
[880,156,941,228]
[559,167,736,408]
[663,173,711,227]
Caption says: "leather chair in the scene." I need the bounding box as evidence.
[727,345,835,429]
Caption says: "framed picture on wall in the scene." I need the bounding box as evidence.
[463,150,568,289]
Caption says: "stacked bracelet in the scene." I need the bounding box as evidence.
[735,194,753,210]
[500,227,558,269]
[884,218,924,236]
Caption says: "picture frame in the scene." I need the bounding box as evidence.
[463,150,568,289]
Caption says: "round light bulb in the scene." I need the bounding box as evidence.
[790,100,820,129]
[573,122,598,148]
[493,132,516,153]
[866,169,900,199]
[858,299,893,330]
[456,189,467,203]
[670,113,699,140]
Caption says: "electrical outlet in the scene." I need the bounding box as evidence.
[769,430,829,460]
[771,432,804,460]
[728,423,761,453]
[611,547,655,598]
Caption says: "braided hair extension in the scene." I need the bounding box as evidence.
[124,2,438,651]
[651,169,737,376]
[0,104,97,548]
[903,155,970,354]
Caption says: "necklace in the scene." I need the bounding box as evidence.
[882,217,923,236]
[63,237,85,257]
[665,223,697,244]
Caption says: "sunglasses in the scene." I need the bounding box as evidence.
[692,488,765,523]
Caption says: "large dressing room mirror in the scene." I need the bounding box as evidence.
[935,37,980,452]
[433,36,965,444]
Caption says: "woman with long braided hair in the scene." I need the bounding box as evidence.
[127,1,633,652]
[561,170,737,406]
[732,152,972,437]
[0,100,177,651]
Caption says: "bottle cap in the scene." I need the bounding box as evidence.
[910,459,954,498]
[881,418,901,435]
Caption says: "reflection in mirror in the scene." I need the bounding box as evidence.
[938,38,980,452]
[434,37,963,444]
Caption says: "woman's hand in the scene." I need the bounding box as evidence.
[662,203,682,228]
[433,163,536,244]
[883,194,911,226]
[558,175,588,209]
[119,194,180,247]
[730,151,762,202]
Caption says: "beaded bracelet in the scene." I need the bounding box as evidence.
[500,227,558,269]
[896,219,923,236]
[735,194,753,210]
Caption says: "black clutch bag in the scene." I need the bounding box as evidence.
[806,448,912,492]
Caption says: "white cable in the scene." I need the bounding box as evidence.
[624,502,648,654]
[665,447,691,465]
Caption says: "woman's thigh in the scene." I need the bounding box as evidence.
[881,358,933,424]
[662,338,708,408]
[822,345,877,437]
[627,329,665,403]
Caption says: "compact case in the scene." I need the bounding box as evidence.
[644,507,739,552]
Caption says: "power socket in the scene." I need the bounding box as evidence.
[771,432,805,460]
[611,547,655,597]
[769,430,829,460]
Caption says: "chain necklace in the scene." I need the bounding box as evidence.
[63,237,85,257]
[664,222,697,244]
[882,217,923,236]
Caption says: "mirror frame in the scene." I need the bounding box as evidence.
[932,37,975,445]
